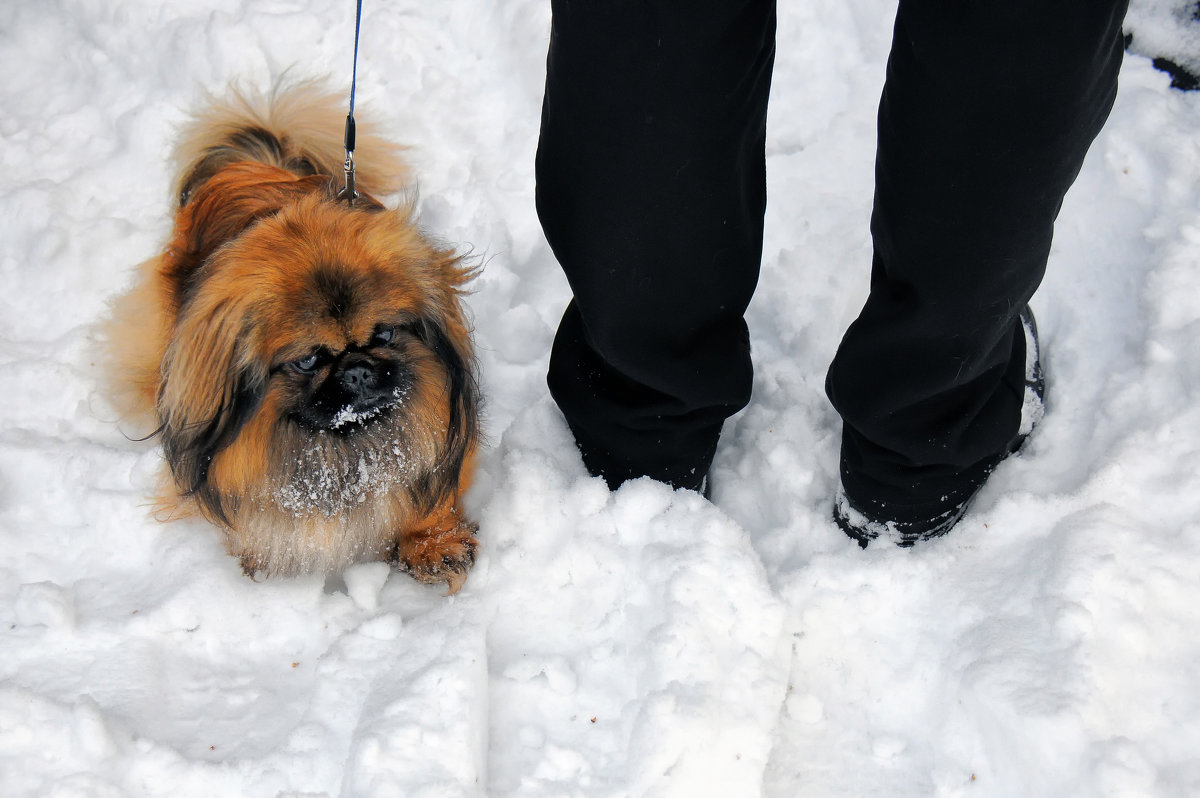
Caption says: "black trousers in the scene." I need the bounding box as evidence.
[537,1,1128,513]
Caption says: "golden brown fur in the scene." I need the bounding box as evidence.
[103,83,480,592]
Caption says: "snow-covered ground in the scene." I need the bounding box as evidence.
[2,1,1199,796]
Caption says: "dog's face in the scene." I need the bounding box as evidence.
[154,165,477,527]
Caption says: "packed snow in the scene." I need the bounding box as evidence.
[2,1,1199,796]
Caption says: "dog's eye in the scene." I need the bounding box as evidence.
[292,352,321,373]
[371,326,396,346]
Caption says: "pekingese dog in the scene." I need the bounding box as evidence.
[103,83,481,593]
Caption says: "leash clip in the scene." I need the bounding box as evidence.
[337,112,358,204]
[338,150,358,204]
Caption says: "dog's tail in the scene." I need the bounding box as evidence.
[172,80,411,208]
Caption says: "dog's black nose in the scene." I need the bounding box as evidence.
[339,356,379,396]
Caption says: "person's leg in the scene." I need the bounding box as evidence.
[827,0,1129,540]
[537,0,777,492]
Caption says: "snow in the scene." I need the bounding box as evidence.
[2,1,1199,796]
[1126,0,1200,80]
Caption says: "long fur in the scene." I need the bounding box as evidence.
[102,82,480,592]
[173,81,411,205]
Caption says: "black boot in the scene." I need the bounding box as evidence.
[834,307,1045,547]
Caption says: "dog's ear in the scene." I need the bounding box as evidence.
[157,291,268,526]
[421,317,480,506]
[414,248,480,510]
[163,163,328,309]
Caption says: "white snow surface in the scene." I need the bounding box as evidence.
[1126,0,1200,78]
[2,1,1199,796]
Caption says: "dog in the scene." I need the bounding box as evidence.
[103,83,481,593]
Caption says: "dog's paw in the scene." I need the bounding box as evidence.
[393,518,479,595]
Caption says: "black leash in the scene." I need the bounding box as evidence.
[337,0,363,204]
